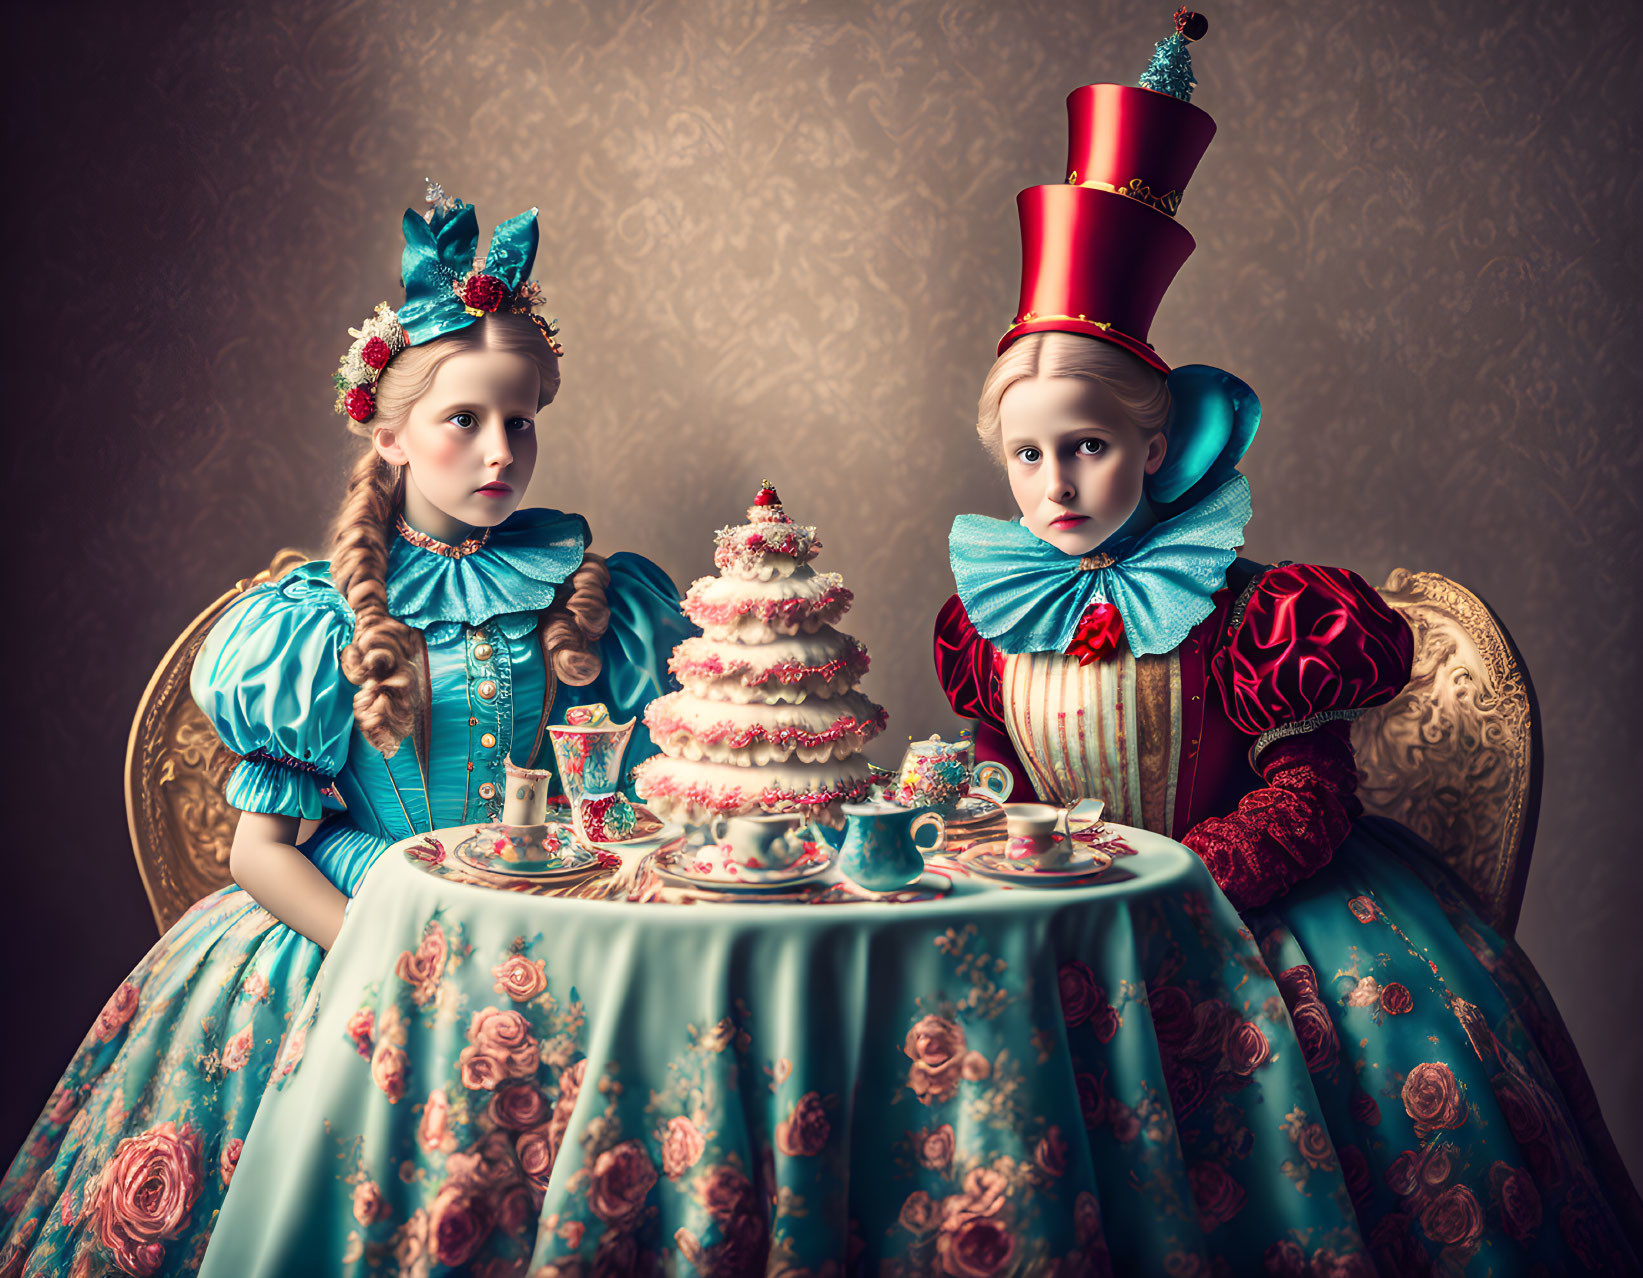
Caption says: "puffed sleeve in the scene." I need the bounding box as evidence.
[1212,562,1413,740]
[190,564,357,820]
[934,594,1006,727]
[594,552,697,785]
[933,594,1037,803]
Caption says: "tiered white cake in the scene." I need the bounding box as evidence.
[634,484,886,827]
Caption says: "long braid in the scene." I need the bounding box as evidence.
[542,551,610,686]
[331,450,421,754]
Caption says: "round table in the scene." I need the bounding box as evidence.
[201,823,1365,1276]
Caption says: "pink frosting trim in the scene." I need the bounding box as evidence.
[669,640,870,687]
[634,762,872,812]
[712,528,820,572]
[644,699,887,751]
[682,584,854,629]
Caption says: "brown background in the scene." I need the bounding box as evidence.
[4,0,1638,1178]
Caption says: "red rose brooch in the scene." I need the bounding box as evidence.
[1065,602,1125,665]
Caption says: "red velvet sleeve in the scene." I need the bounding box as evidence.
[1181,721,1362,910]
[934,594,1005,726]
[1211,563,1413,735]
[933,595,1039,803]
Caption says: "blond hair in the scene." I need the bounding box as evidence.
[330,313,608,756]
[976,332,1171,464]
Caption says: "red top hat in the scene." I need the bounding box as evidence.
[999,10,1217,372]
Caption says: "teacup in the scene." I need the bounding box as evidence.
[710,812,818,873]
[502,758,553,827]
[837,801,944,892]
[1002,803,1072,869]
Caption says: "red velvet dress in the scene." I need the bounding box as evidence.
[934,557,1411,909]
[935,557,1643,1270]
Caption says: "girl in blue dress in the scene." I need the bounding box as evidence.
[0,184,694,1278]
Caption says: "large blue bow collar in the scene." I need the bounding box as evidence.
[948,474,1253,657]
[387,507,589,643]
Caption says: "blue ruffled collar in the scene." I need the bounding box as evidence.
[387,507,589,643]
[948,474,1253,657]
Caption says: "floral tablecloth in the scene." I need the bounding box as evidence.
[199,825,1366,1277]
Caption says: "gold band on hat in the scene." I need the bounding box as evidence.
[998,313,1155,351]
[1065,172,1183,217]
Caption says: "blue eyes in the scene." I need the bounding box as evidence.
[448,413,534,431]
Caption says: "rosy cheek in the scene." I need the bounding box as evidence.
[419,431,467,468]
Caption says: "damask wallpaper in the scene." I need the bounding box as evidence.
[3,0,1638,1179]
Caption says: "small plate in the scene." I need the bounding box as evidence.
[946,793,1006,824]
[967,845,1113,885]
[544,803,669,845]
[588,813,683,852]
[659,851,834,893]
[454,824,602,878]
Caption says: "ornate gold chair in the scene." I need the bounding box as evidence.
[1350,569,1543,937]
[124,550,310,932]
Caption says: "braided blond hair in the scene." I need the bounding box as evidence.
[329,312,602,754]
[330,451,421,754]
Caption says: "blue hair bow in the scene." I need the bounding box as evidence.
[396,189,542,347]
[1148,364,1262,515]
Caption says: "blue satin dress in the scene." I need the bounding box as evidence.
[0,508,693,1278]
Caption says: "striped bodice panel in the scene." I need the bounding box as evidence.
[999,647,1183,835]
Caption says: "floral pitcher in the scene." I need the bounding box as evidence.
[547,703,639,844]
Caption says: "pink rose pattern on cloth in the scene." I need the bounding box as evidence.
[0,885,326,1277]
[20,857,1631,1277]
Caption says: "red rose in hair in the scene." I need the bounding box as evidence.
[1066,602,1124,665]
[344,386,376,422]
[361,336,392,370]
[461,273,506,312]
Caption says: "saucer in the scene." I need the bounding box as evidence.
[967,845,1114,886]
[546,803,668,845]
[454,823,602,878]
[588,813,682,852]
[658,851,834,893]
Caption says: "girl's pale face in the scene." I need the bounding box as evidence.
[373,348,543,543]
[999,375,1167,556]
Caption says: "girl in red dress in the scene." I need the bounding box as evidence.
[936,15,1642,1272]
